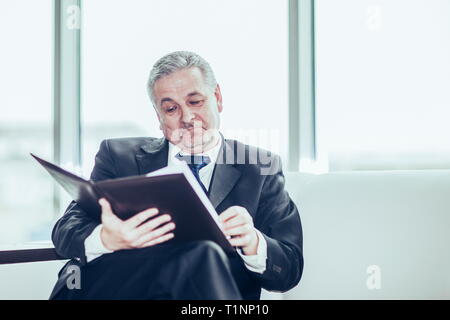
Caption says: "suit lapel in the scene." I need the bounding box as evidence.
[209,138,242,209]
[136,137,169,175]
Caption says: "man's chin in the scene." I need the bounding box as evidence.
[179,135,216,154]
[180,140,208,153]
[166,128,219,153]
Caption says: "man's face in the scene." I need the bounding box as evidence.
[153,67,223,153]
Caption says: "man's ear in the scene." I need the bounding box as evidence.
[214,84,223,113]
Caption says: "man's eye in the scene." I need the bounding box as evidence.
[165,106,177,113]
[190,100,203,106]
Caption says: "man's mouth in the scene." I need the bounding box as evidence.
[184,126,206,132]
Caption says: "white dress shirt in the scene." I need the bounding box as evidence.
[84,137,267,274]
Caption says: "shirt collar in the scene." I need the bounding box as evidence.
[168,136,222,166]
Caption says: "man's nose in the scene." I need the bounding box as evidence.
[181,106,195,124]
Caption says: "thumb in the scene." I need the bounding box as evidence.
[98,198,118,223]
[99,198,112,212]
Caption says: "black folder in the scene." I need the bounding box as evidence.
[31,153,235,255]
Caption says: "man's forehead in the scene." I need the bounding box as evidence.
[154,68,207,100]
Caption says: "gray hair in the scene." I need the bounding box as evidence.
[147,51,218,106]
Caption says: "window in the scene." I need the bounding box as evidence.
[314,0,450,170]
[81,0,288,175]
[0,0,54,246]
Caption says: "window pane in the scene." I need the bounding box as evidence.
[0,0,53,245]
[315,0,450,170]
[81,0,288,175]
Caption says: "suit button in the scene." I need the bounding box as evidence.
[272,265,282,273]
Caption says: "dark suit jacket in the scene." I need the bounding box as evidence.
[50,136,303,299]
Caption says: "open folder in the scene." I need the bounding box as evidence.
[31,153,235,255]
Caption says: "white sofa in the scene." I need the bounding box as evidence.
[283,171,450,299]
[1,170,449,299]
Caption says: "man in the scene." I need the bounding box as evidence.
[50,51,303,300]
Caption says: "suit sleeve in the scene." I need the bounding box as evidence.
[253,155,304,292]
[51,140,117,265]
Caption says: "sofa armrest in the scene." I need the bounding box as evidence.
[0,248,64,265]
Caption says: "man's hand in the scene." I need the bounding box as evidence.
[219,206,259,255]
[98,198,175,251]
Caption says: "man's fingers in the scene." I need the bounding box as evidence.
[222,216,248,230]
[219,206,251,224]
[117,212,170,247]
[138,213,171,232]
[219,207,240,223]
[223,224,252,237]
[124,207,159,229]
[139,232,175,248]
[131,213,172,239]
[229,234,252,247]
[133,222,176,247]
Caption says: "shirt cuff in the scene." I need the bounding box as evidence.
[237,229,267,274]
[84,224,113,263]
